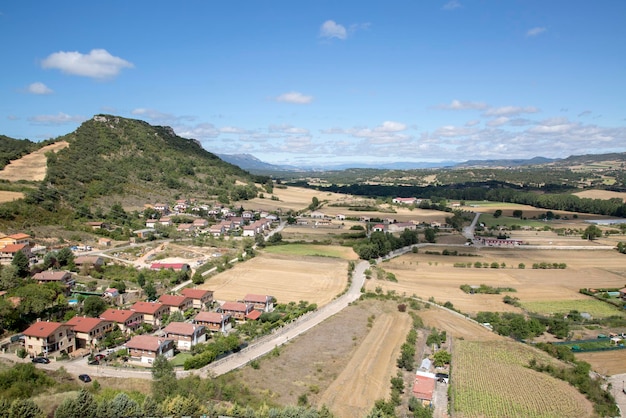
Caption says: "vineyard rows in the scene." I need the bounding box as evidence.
[450,340,593,417]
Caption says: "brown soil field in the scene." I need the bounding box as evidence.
[318,310,412,417]
[233,299,412,416]
[574,189,626,202]
[575,350,626,375]
[0,141,68,182]
[198,252,349,306]
[366,247,626,316]
[0,190,25,203]
[417,306,504,341]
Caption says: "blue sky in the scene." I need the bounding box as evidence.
[1,1,625,166]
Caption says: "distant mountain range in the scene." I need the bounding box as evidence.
[216,153,565,173]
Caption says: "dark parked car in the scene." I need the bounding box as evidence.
[78,374,92,383]
[31,357,50,364]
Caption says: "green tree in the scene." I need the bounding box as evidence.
[433,350,451,366]
[109,393,141,418]
[83,296,107,317]
[8,399,44,418]
[582,225,603,240]
[11,251,30,278]
[151,355,177,402]
[512,209,523,218]
[493,209,503,218]
[423,228,436,243]
[0,265,20,291]
[143,280,157,301]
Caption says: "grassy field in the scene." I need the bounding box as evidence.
[263,243,357,259]
[520,299,624,318]
[451,340,594,417]
[478,213,549,228]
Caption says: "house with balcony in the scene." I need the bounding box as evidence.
[100,309,144,334]
[65,316,114,350]
[158,294,193,314]
[0,243,31,265]
[242,294,274,313]
[162,322,207,351]
[125,335,174,363]
[193,312,232,334]
[130,302,169,327]
[218,301,254,322]
[180,288,214,310]
[23,320,75,357]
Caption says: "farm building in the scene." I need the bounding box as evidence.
[412,371,437,406]
[150,262,190,272]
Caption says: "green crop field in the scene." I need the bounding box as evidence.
[520,299,624,319]
[262,243,348,259]
[478,213,548,228]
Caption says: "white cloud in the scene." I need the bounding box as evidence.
[175,123,219,140]
[131,108,194,124]
[375,121,407,132]
[320,20,347,40]
[442,1,461,11]
[484,106,539,117]
[465,120,480,127]
[526,27,546,37]
[486,117,509,127]
[275,91,314,104]
[27,82,53,95]
[41,49,133,79]
[432,125,478,137]
[28,112,86,125]
[220,126,250,134]
[438,99,488,110]
[269,124,309,134]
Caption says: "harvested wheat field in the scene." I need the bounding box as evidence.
[366,248,626,316]
[242,186,350,212]
[0,141,68,182]
[575,350,626,375]
[198,252,349,306]
[318,308,412,417]
[418,306,503,341]
[574,189,626,202]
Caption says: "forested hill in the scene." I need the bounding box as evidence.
[25,115,266,211]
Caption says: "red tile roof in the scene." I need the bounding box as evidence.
[163,322,204,336]
[65,316,107,333]
[158,294,190,307]
[412,374,436,401]
[195,312,230,323]
[9,233,30,240]
[0,243,27,253]
[100,308,142,323]
[24,321,64,338]
[125,335,171,352]
[243,294,270,304]
[180,288,213,299]
[221,301,252,312]
[131,301,166,315]
[246,310,261,320]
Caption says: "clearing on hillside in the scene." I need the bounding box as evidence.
[198,252,349,306]
[0,191,25,204]
[573,189,626,202]
[0,141,68,182]
[451,340,594,417]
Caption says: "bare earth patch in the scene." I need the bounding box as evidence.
[198,252,349,306]
[233,300,412,416]
[574,189,626,202]
[0,190,24,203]
[575,350,626,375]
[318,309,412,417]
[0,141,68,182]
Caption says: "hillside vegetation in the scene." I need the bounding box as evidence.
[0,115,270,228]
